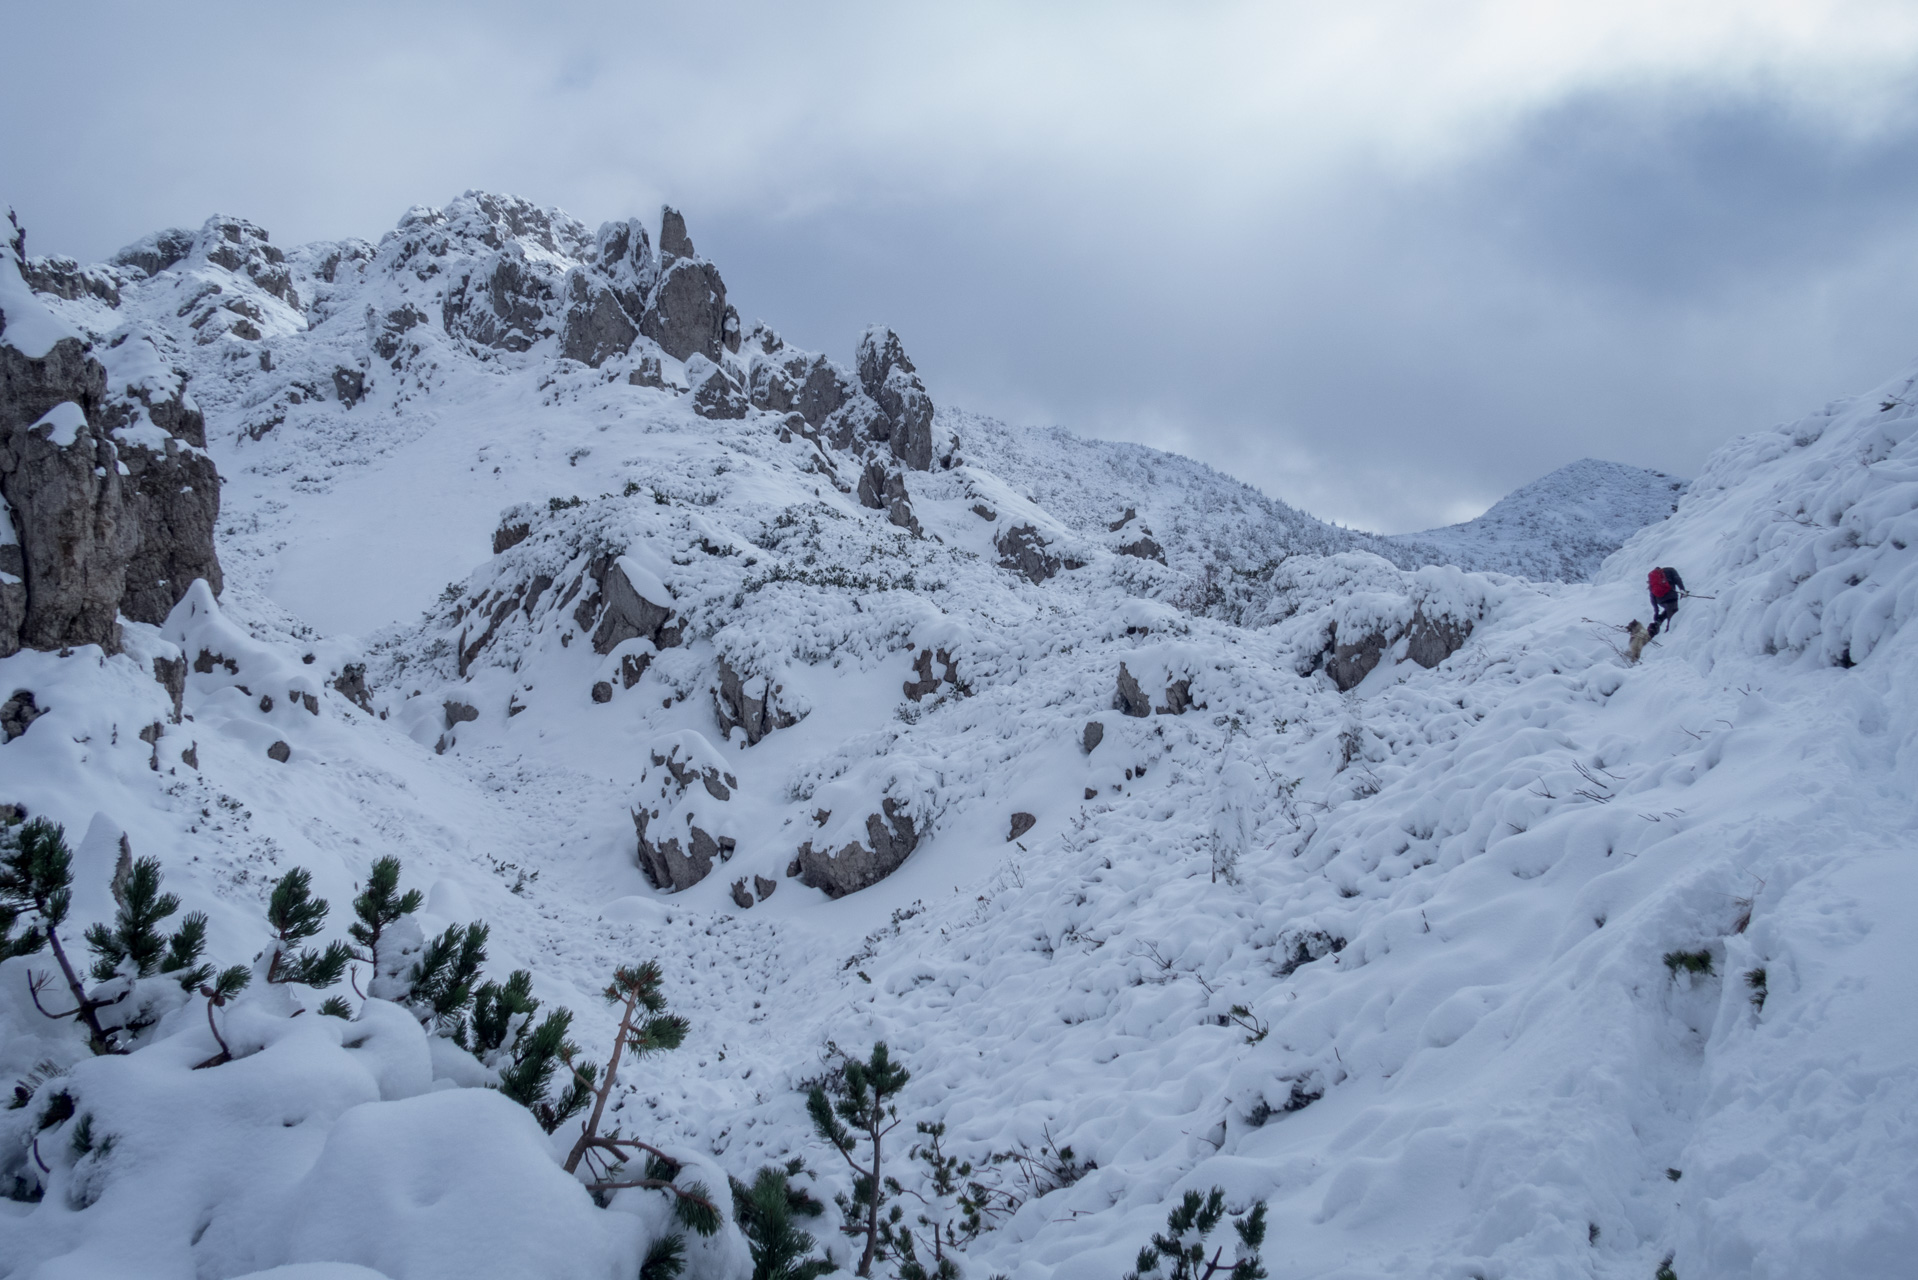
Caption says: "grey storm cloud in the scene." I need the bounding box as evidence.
[8,1,1918,531]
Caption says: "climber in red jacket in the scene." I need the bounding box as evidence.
[1646,566,1685,638]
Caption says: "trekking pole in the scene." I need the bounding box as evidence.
[1680,592,1716,600]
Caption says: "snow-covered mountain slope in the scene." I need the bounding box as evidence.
[950,408,1430,579]
[2,195,1915,1280]
[1389,457,1688,581]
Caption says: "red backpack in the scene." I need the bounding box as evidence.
[1647,568,1670,598]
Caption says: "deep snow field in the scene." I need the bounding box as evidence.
[2,195,1915,1280]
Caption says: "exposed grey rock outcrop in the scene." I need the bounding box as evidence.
[714,656,799,745]
[1082,720,1105,753]
[1008,812,1036,841]
[748,340,853,428]
[592,218,658,319]
[110,228,196,279]
[22,256,123,307]
[557,267,639,368]
[331,366,365,407]
[372,304,430,363]
[0,335,131,653]
[1115,663,1150,718]
[997,524,1061,585]
[115,437,221,626]
[903,647,961,701]
[195,216,299,309]
[0,537,22,653]
[1157,677,1195,715]
[332,663,374,712]
[442,245,557,354]
[493,521,530,555]
[856,327,934,471]
[858,461,920,534]
[152,655,185,722]
[688,358,748,420]
[588,558,681,655]
[0,288,218,656]
[650,741,736,802]
[1,689,42,743]
[1323,607,1475,692]
[632,737,739,892]
[797,798,920,899]
[635,807,716,892]
[641,208,736,363]
[1104,507,1166,562]
[1403,610,1473,669]
[658,207,695,265]
[824,394,890,454]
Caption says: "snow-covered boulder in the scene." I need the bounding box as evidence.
[795,797,921,899]
[633,731,740,891]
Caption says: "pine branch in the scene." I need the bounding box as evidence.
[582,1177,720,1215]
[348,855,421,975]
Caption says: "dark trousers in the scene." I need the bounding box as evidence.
[1648,593,1679,637]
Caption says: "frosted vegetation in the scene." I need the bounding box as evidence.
[1,194,1914,1279]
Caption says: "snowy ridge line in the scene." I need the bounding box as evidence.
[1390,457,1689,583]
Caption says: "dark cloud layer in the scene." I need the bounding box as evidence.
[702,85,1918,529]
[7,3,1918,531]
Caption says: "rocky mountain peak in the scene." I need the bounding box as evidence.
[658,204,694,264]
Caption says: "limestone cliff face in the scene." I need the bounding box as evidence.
[0,256,222,656]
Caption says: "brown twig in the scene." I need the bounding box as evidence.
[193,987,236,1070]
[26,971,80,1021]
[583,1176,719,1215]
[30,920,117,1054]
[564,984,644,1175]
[1198,1243,1234,1280]
[585,1135,679,1164]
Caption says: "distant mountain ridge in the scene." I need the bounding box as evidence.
[1388,457,1687,581]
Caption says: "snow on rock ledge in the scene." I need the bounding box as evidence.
[632,731,739,892]
[1262,554,1492,691]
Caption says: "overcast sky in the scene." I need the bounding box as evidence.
[8,1,1918,531]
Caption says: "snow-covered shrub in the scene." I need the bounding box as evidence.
[730,1162,833,1280]
[808,1040,912,1278]
[0,817,227,1057]
[1124,1187,1268,1280]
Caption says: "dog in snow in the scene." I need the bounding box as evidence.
[1626,620,1650,663]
